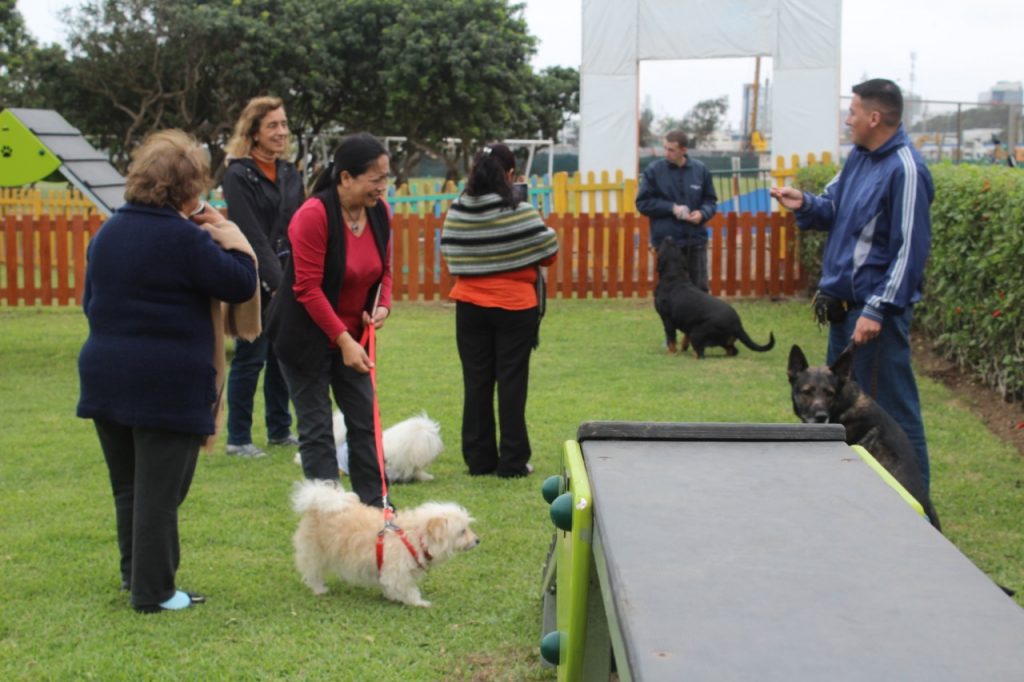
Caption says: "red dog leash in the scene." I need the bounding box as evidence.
[360,322,392,519]
[362,321,428,572]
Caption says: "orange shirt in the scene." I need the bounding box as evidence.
[254,156,277,184]
[448,255,555,310]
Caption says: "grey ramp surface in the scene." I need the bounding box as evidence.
[582,438,1024,681]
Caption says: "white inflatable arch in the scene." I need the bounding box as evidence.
[580,0,842,177]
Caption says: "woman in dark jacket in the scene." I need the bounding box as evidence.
[78,129,258,613]
[266,133,394,507]
[221,96,305,458]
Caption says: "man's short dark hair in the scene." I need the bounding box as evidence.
[852,79,903,127]
[665,130,689,147]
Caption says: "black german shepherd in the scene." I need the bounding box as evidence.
[787,344,941,530]
[654,240,775,358]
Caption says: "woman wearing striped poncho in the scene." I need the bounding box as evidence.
[440,144,559,478]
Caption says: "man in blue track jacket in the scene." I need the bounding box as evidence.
[636,130,717,291]
[771,79,935,491]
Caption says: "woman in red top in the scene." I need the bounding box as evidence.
[440,144,559,477]
[266,133,393,507]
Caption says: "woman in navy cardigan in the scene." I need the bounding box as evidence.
[77,130,258,613]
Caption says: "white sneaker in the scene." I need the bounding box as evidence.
[225,443,267,458]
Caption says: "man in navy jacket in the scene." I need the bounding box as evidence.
[772,78,935,492]
[636,130,717,291]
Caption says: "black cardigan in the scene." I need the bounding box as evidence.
[266,188,390,370]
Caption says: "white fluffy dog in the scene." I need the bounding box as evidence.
[291,480,479,607]
[293,411,443,483]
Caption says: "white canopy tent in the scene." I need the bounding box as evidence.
[580,0,842,178]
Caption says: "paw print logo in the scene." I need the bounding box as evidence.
[1,145,12,158]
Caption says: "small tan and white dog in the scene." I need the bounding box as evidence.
[291,480,479,607]
[293,411,443,483]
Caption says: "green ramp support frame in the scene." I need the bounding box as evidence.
[539,440,597,681]
[850,444,926,519]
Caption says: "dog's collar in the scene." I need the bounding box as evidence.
[376,525,432,573]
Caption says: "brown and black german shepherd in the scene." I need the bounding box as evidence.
[654,240,775,358]
[787,344,941,530]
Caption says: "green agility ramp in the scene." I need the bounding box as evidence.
[540,421,1024,681]
[0,108,125,214]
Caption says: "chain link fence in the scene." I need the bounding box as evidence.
[840,96,1023,165]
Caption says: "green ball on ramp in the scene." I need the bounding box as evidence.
[540,630,562,665]
[541,474,563,504]
[550,491,573,531]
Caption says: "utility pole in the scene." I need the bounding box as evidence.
[745,57,762,152]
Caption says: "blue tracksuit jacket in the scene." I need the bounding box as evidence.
[796,125,933,323]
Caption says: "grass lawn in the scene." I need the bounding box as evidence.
[1,299,1021,680]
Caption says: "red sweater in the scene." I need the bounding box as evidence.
[288,199,393,346]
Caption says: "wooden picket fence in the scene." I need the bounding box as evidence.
[0,188,103,218]
[1,211,804,306]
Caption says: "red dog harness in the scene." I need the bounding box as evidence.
[375,522,432,573]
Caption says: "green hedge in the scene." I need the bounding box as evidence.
[794,162,1024,401]
[794,163,839,294]
[918,164,1024,401]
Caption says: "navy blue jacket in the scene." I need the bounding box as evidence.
[77,204,257,434]
[636,156,718,246]
[796,125,933,322]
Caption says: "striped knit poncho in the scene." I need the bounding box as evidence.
[440,193,559,275]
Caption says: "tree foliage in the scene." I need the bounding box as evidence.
[911,105,1015,137]
[380,0,537,177]
[6,0,580,181]
[0,0,43,105]
[639,104,657,148]
[680,96,729,148]
[528,65,581,143]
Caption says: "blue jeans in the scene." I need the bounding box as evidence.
[827,306,930,492]
[226,334,292,445]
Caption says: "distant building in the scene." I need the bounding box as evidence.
[978,81,1023,106]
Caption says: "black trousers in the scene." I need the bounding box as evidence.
[455,301,538,477]
[278,350,388,507]
[94,419,201,609]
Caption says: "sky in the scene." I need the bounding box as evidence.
[17,0,1024,129]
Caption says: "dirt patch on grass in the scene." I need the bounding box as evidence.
[913,337,1024,457]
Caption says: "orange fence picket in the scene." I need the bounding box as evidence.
[1,213,103,306]
[0,212,805,306]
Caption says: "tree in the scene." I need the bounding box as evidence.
[57,0,326,173]
[910,105,1013,138]
[680,96,729,149]
[275,0,401,176]
[62,0,228,169]
[0,0,39,105]
[639,104,657,148]
[379,0,537,179]
[12,0,579,184]
[525,65,579,143]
